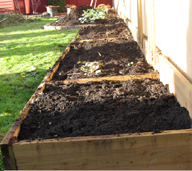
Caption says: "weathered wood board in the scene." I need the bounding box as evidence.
[3,129,192,170]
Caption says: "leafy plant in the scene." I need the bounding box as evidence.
[48,0,66,12]
[79,8,108,23]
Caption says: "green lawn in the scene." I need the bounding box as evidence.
[0,18,79,170]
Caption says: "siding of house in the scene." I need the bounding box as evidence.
[0,0,14,13]
[0,0,25,14]
[113,0,192,82]
[15,0,25,14]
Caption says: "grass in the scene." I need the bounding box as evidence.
[0,17,79,170]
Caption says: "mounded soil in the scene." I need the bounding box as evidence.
[77,21,132,40]
[18,79,191,141]
[48,5,116,26]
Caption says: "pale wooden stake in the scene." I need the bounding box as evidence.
[137,0,143,48]
[147,0,156,64]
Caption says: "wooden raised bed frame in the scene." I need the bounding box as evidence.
[1,27,192,170]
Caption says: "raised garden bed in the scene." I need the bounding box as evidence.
[1,11,192,170]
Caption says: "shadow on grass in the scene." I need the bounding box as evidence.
[0,42,70,58]
[0,70,50,171]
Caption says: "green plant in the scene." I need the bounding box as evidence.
[79,8,108,23]
[48,0,66,12]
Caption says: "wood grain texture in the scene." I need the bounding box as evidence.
[13,129,192,170]
[0,0,13,13]
[159,55,192,117]
[137,0,143,47]
[55,73,159,84]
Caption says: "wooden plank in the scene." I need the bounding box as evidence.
[12,129,192,170]
[55,73,159,84]
[158,55,192,117]
[146,0,156,64]
[75,37,119,43]
[8,146,17,170]
[152,0,156,55]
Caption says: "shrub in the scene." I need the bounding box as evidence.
[48,0,66,12]
[0,11,25,27]
[0,10,41,27]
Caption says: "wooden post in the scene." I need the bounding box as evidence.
[137,0,143,48]
[147,0,156,64]
[152,0,156,55]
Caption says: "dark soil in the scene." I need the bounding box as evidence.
[18,79,191,141]
[52,39,156,80]
[77,21,132,40]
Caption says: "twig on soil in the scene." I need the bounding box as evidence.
[68,96,78,99]
[98,52,102,56]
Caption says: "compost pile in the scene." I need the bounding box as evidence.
[18,79,191,140]
[48,5,117,26]
[49,5,93,26]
